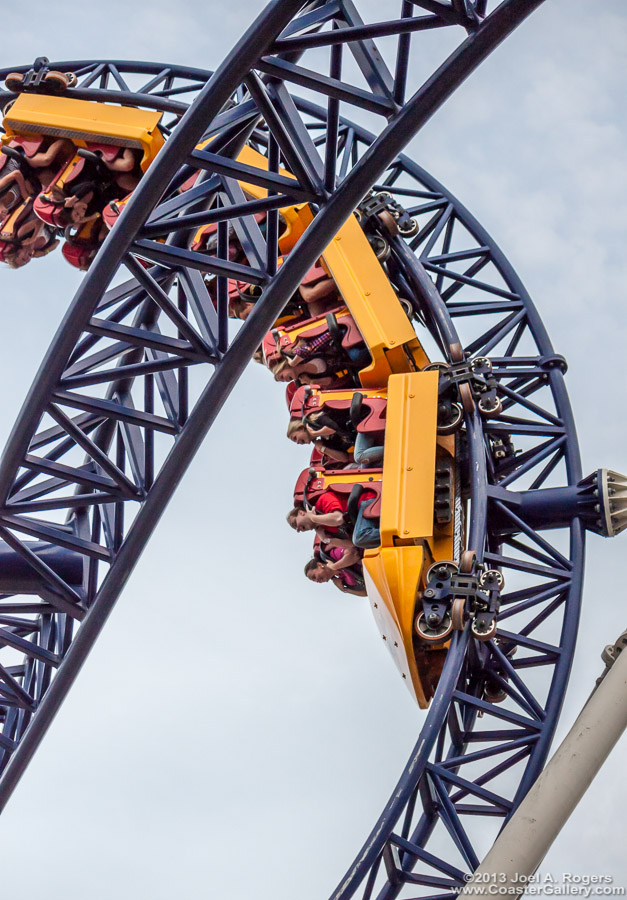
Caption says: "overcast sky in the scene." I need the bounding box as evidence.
[0,1,626,897]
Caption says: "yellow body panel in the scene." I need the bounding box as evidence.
[380,371,439,548]
[312,470,382,489]
[276,203,312,255]
[364,373,455,707]
[0,202,26,240]
[303,386,387,406]
[3,94,164,169]
[363,545,430,707]
[233,146,312,253]
[321,215,429,386]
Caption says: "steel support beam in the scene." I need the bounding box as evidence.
[461,632,627,895]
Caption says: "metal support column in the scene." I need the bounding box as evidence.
[461,630,627,895]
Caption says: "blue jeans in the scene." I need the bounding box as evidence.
[346,345,371,368]
[354,432,384,467]
[352,498,380,549]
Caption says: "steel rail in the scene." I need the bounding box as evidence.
[0,3,545,808]
[245,96,583,896]
[0,7,574,896]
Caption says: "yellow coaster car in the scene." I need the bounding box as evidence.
[291,372,458,707]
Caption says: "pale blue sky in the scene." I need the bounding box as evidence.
[0,2,626,897]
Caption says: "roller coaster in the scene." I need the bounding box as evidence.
[0,0,625,895]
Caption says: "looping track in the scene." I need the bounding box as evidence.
[0,0,587,895]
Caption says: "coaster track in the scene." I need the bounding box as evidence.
[0,1,612,896]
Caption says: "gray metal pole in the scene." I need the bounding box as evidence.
[461,630,627,895]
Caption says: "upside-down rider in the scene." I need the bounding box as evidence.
[287,484,380,550]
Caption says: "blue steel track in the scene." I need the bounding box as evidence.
[0,1,589,896]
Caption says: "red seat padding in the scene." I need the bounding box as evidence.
[309,446,325,467]
[17,135,46,158]
[285,381,299,409]
[62,241,95,270]
[0,136,46,175]
[354,398,387,433]
[289,385,387,433]
[0,240,14,262]
[178,171,200,193]
[85,142,122,163]
[102,201,119,231]
[33,195,65,227]
[300,261,328,287]
[262,331,282,369]
[293,467,382,518]
[298,261,338,306]
[103,190,133,230]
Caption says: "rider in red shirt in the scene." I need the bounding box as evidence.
[287,487,379,547]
